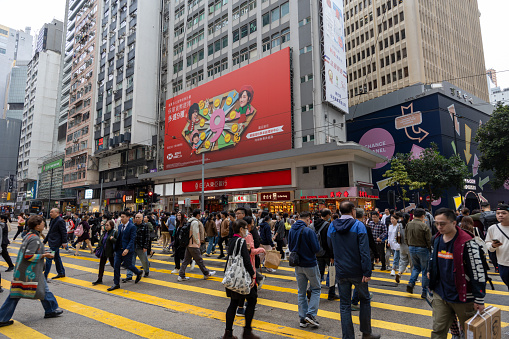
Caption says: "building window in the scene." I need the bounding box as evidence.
[262,12,270,26]
[262,37,270,52]
[271,33,280,48]
[271,7,280,22]
[281,28,290,43]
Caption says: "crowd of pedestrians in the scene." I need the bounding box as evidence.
[0,200,507,339]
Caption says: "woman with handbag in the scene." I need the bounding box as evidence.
[223,219,259,339]
[12,214,25,241]
[74,215,94,256]
[92,220,117,286]
[387,214,401,276]
[171,212,187,274]
[0,215,63,328]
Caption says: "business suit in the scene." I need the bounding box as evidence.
[43,216,67,278]
[113,221,142,286]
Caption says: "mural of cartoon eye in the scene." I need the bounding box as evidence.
[209,108,226,143]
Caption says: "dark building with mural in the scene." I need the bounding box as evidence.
[347,82,505,211]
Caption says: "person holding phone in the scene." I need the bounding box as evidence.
[486,204,509,289]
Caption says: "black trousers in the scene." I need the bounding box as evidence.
[375,242,386,269]
[12,227,24,241]
[226,286,257,331]
[1,244,14,268]
[98,255,115,280]
[276,239,285,258]
[218,236,228,255]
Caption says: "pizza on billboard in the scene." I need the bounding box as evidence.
[165,48,292,170]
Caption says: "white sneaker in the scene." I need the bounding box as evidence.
[171,269,179,274]
[390,270,395,276]
[190,260,196,271]
[204,271,216,279]
[178,276,189,282]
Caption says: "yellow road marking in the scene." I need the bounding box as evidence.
[53,276,338,339]
[1,279,190,339]
[26,260,440,337]
[0,320,51,339]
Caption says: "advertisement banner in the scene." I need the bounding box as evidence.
[43,159,63,172]
[182,169,292,193]
[322,0,348,113]
[164,48,292,170]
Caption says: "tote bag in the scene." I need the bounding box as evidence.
[222,238,252,295]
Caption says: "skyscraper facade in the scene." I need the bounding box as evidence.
[344,0,489,106]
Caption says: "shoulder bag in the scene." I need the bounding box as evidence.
[222,238,252,295]
[10,234,46,299]
[289,227,305,267]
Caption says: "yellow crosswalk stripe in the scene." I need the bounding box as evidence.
[20,258,441,337]
[54,276,339,339]
[1,279,190,339]
[0,320,51,339]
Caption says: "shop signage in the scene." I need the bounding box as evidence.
[259,191,291,201]
[136,198,144,204]
[43,159,63,172]
[233,194,258,203]
[85,189,93,199]
[109,198,123,204]
[182,169,291,193]
[164,48,292,170]
[296,187,379,200]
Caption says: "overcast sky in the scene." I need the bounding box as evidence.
[1,0,508,88]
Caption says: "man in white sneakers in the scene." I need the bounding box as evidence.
[486,204,509,289]
[178,209,215,281]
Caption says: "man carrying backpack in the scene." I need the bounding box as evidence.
[313,209,339,301]
[472,202,499,272]
[178,209,215,281]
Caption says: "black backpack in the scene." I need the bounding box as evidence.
[480,211,497,232]
[176,222,191,249]
[315,221,330,258]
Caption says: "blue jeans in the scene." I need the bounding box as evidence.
[114,251,141,285]
[44,246,65,278]
[0,279,59,321]
[295,265,321,320]
[206,236,215,255]
[339,277,372,339]
[392,250,400,271]
[126,248,150,279]
[408,246,430,291]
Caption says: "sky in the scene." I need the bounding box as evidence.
[1,0,508,89]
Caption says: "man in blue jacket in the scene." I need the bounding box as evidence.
[107,211,143,291]
[287,211,321,329]
[259,215,276,272]
[328,201,380,339]
[43,208,67,279]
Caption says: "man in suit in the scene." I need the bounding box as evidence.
[43,208,67,279]
[107,211,144,291]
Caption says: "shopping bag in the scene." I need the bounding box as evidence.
[265,250,281,269]
[328,263,336,287]
[465,305,501,339]
[222,238,251,295]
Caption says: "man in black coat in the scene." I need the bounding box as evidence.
[43,208,67,279]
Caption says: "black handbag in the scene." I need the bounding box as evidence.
[289,228,305,267]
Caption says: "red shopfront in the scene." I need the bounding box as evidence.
[180,169,293,211]
[295,187,380,213]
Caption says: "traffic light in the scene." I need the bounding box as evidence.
[143,193,148,204]
[221,194,228,205]
[153,193,160,203]
[414,192,420,206]
[388,190,396,208]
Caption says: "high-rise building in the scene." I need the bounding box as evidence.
[17,20,63,210]
[3,60,29,120]
[136,0,384,213]
[0,25,33,114]
[62,0,101,190]
[486,68,497,87]
[344,0,489,106]
[85,0,161,212]
[36,19,65,54]
[0,118,22,178]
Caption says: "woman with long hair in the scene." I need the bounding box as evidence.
[74,215,93,256]
[171,212,187,274]
[92,220,117,286]
[0,215,63,327]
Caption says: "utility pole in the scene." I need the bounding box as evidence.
[201,152,205,212]
[47,168,54,218]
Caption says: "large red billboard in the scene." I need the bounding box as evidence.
[164,48,292,170]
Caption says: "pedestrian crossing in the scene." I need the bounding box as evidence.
[0,241,508,338]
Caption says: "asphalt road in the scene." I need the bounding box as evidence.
[0,225,508,338]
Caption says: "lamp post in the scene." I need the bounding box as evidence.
[201,152,204,212]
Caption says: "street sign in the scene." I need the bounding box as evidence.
[184,198,191,207]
